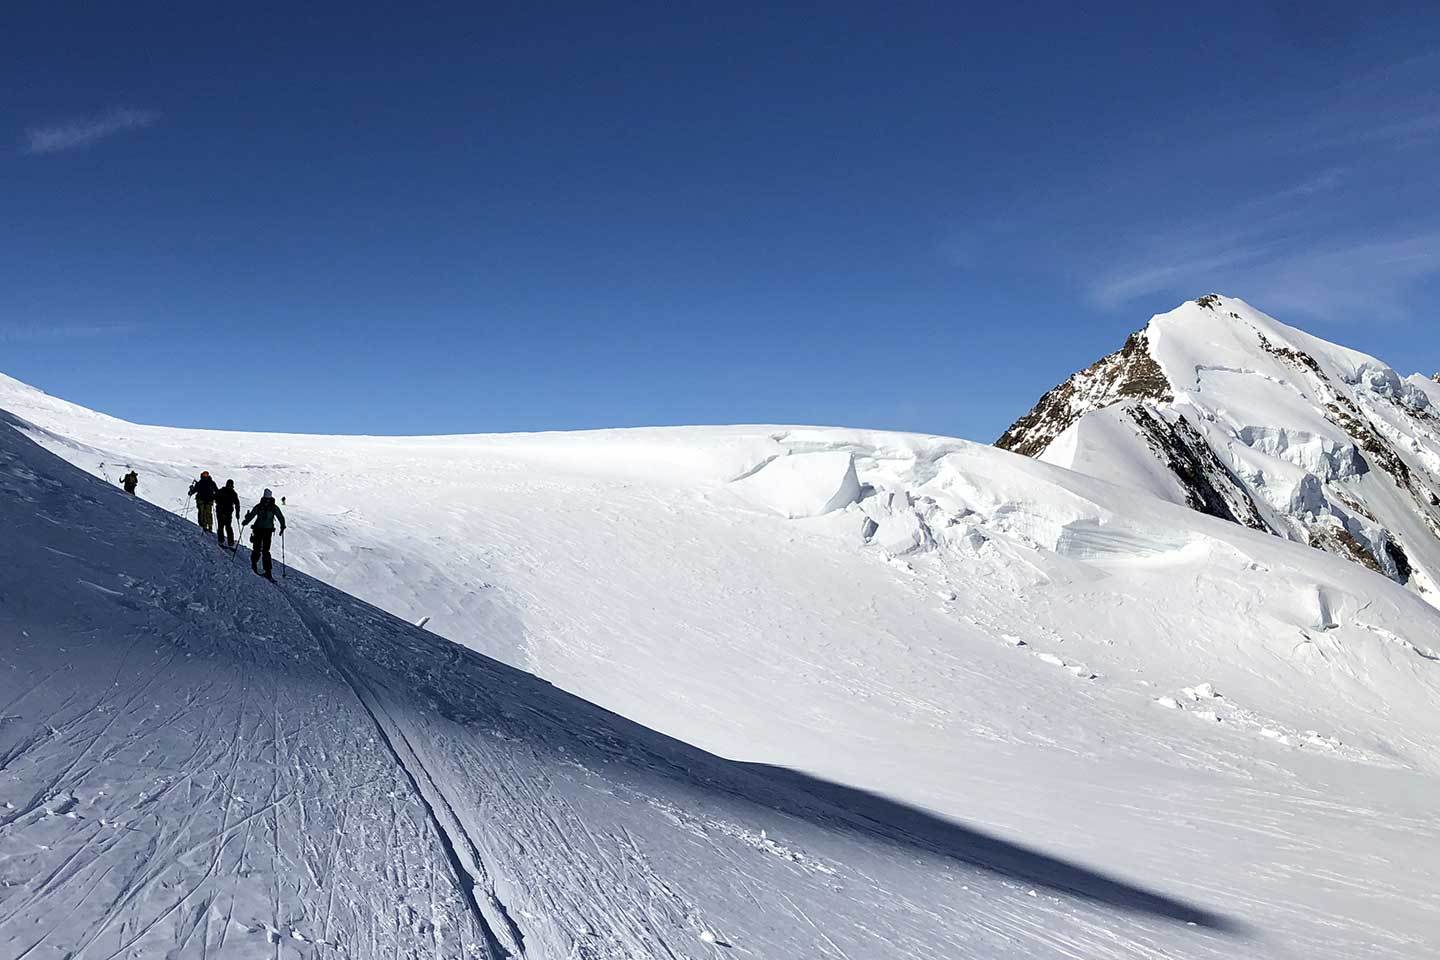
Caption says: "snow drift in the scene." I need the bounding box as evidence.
[730,449,861,517]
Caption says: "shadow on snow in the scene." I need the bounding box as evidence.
[0,409,1246,940]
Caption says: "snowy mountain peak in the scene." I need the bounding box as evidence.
[1000,295,1440,599]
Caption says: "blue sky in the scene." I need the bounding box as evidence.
[4,2,1440,439]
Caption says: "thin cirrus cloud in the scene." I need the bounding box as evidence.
[1062,46,1440,326]
[0,322,143,343]
[21,107,160,155]
[1083,159,1440,324]
[1080,97,1440,323]
[1091,232,1440,324]
[1243,233,1440,324]
[1084,180,1330,311]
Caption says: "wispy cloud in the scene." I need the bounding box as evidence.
[0,322,143,343]
[1088,223,1440,325]
[1085,179,1328,310]
[947,40,1440,329]
[1246,233,1440,323]
[22,108,160,155]
[1071,54,1440,325]
[1090,244,1274,310]
[1258,168,1347,205]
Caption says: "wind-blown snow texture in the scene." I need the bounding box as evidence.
[6,414,1262,959]
[3,296,1440,957]
[1000,294,1440,601]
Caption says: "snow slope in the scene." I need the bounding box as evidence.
[999,295,1440,602]
[1,410,1260,959]
[4,357,1440,956]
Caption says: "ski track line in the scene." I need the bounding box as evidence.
[0,641,177,835]
[273,580,523,960]
[23,560,243,957]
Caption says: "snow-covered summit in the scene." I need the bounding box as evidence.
[1000,295,1440,599]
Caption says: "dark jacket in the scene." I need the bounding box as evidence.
[189,476,219,503]
[121,471,139,492]
[215,485,241,518]
[243,497,286,532]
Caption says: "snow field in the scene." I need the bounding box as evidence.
[3,338,1440,957]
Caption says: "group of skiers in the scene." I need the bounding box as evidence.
[120,468,287,580]
[187,471,287,579]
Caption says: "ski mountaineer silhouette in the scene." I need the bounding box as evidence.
[188,471,218,532]
[214,479,241,549]
[120,469,139,494]
[242,489,286,581]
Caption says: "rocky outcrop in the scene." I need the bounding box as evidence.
[1126,405,1269,531]
[996,295,1440,598]
[996,331,1171,457]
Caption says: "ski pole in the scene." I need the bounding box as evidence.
[281,530,287,580]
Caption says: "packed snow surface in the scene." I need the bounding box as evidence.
[3,346,1440,957]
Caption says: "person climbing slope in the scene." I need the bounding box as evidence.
[242,488,286,581]
[215,479,241,548]
[121,469,139,494]
[188,471,218,532]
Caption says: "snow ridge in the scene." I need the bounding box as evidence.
[1000,294,1440,600]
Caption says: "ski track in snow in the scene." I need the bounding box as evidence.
[0,418,1279,960]
[1,366,1440,956]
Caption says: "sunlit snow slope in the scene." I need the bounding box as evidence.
[4,322,1440,957]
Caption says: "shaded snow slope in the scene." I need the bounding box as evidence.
[999,295,1440,601]
[0,410,1258,959]
[4,371,1440,956]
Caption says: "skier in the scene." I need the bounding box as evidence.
[188,471,219,532]
[121,469,139,494]
[215,479,241,548]
[242,488,286,581]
